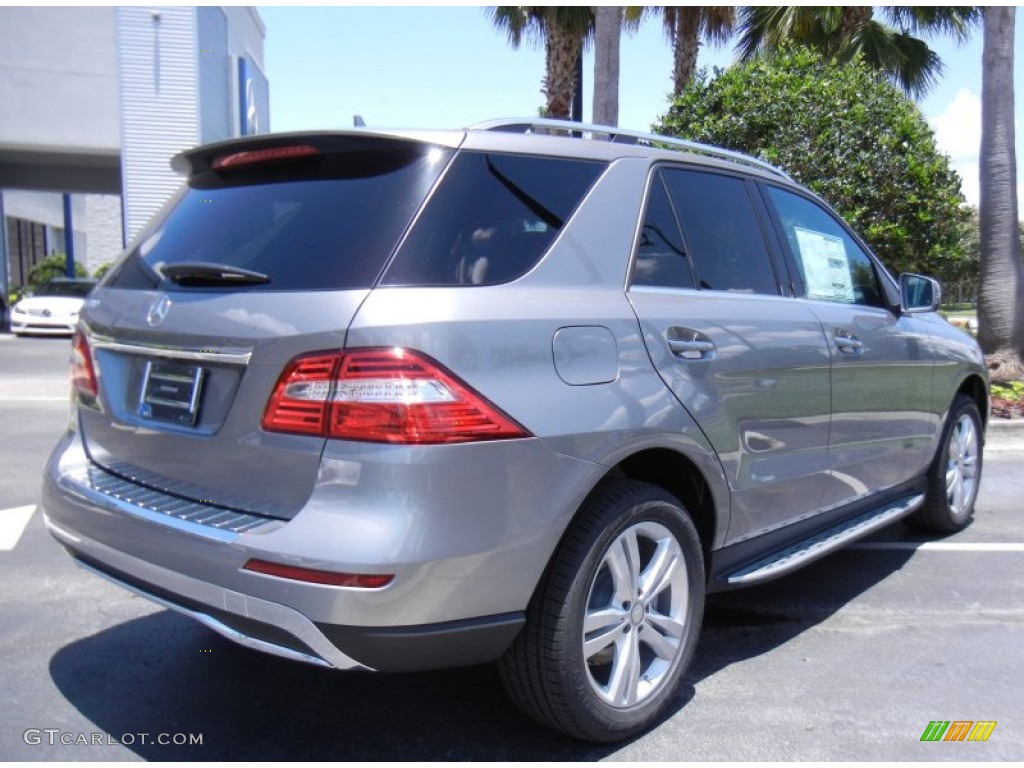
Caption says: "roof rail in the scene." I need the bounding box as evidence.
[469,117,790,180]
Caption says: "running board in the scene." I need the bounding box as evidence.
[725,494,925,586]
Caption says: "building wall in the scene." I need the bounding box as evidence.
[116,6,200,242]
[224,6,270,136]
[84,195,125,272]
[198,6,231,145]
[0,7,120,152]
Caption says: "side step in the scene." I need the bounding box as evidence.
[725,493,925,586]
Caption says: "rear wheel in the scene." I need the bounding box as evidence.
[499,480,705,742]
[909,394,983,533]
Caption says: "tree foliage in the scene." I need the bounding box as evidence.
[655,48,969,280]
[27,253,87,290]
[736,6,980,98]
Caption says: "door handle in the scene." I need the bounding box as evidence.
[833,328,863,354]
[666,328,716,360]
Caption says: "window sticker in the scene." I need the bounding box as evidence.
[793,226,854,301]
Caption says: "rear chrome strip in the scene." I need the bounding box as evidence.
[88,335,253,365]
[45,519,370,671]
[75,558,335,669]
[57,463,279,542]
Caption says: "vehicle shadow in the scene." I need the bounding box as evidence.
[48,529,916,760]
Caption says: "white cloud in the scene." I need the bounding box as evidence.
[929,88,982,207]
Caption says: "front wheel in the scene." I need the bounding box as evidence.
[909,394,984,533]
[499,480,705,742]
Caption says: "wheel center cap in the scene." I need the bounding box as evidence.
[630,603,645,625]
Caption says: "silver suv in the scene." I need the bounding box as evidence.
[43,119,987,742]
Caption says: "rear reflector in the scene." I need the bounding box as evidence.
[243,559,394,588]
[212,144,320,170]
[262,347,530,444]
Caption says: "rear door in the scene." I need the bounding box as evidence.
[760,184,937,501]
[78,135,454,519]
[628,167,841,544]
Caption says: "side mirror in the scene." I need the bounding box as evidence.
[899,273,941,313]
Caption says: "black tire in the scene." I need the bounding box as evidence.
[498,480,705,742]
[908,393,983,533]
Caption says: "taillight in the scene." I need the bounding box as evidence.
[71,330,98,401]
[262,348,530,444]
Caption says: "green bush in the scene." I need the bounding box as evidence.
[27,253,88,291]
[92,262,113,280]
[655,48,969,282]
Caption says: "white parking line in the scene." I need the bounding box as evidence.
[853,542,1024,552]
[0,505,37,551]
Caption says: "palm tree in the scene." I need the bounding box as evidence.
[736,6,980,98]
[592,6,622,125]
[657,6,736,97]
[487,7,594,120]
[978,6,1024,376]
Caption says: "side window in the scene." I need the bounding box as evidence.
[765,186,884,307]
[382,152,605,287]
[631,173,695,289]
[661,168,779,295]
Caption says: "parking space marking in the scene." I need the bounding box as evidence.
[853,542,1024,552]
[0,505,37,551]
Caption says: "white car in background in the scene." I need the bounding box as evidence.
[10,278,97,336]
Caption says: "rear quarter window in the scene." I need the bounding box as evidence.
[381,152,606,286]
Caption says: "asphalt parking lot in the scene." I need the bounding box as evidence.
[1,333,1021,760]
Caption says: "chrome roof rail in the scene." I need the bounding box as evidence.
[469,117,791,180]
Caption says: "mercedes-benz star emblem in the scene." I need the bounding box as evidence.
[146,294,172,327]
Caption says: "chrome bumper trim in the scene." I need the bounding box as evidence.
[46,516,370,671]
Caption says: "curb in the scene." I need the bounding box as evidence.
[986,417,1024,449]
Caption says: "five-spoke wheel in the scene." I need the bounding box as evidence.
[499,481,704,742]
[910,393,984,533]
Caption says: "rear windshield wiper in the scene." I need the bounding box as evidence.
[160,262,270,287]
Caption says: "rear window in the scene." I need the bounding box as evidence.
[381,152,606,286]
[105,144,452,292]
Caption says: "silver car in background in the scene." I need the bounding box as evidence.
[42,119,987,742]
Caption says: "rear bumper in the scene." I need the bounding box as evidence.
[50,524,523,671]
[42,425,599,671]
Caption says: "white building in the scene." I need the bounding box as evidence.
[0,6,269,294]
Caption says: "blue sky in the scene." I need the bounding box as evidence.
[257,6,1024,207]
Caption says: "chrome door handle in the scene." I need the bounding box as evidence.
[666,329,716,360]
[833,329,863,354]
[667,338,715,355]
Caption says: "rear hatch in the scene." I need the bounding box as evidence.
[76,132,457,519]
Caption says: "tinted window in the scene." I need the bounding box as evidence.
[662,169,778,295]
[37,280,96,298]
[105,147,451,292]
[382,152,605,286]
[765,186,884,307]
[631,174,695,289]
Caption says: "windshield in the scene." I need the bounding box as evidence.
[36,281,95,298]
[105,145,453,292]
